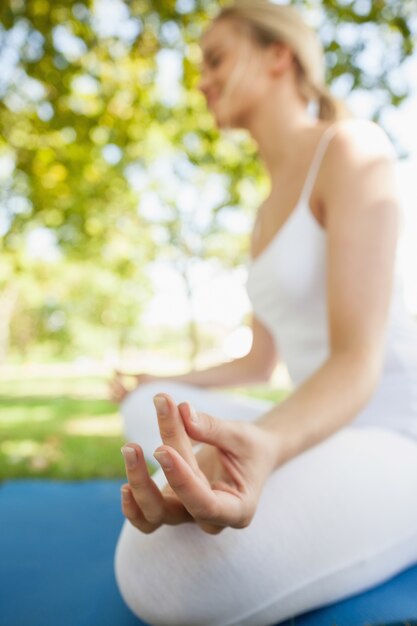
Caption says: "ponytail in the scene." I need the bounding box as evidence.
[214,1,354,122]
[315,85,353,121]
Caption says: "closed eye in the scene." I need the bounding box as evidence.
[210,56,222,68]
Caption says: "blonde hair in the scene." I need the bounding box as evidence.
[212,0,353,121]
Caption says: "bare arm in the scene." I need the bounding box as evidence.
[150,315,279,388]
[110,315,279,402]
[257,121,400,469]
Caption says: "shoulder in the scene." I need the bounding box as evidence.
[325,119,396,167]
[319,119,399,215]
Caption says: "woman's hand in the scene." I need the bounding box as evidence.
[109,370,156,403]
[120,393,279,534]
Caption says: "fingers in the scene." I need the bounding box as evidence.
[179,401,248,453]
[153,394,201,475]
[109,379,127,403]
[121,444,166,524]
[120,485,160,534]
[121,485,193,532]
[109,371,129,403]
[121,444,193,530]
[153,445,246,528]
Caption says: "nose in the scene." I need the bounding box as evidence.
[198,69,211,97]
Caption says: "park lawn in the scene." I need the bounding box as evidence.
[0,375,125,480]
[0,373,288,481]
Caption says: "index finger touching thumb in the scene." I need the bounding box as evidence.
[178,402,245,452]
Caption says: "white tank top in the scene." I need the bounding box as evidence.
[246,121,417,440]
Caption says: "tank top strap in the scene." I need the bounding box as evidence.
[298,122,343,206]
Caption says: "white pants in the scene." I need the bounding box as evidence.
[114,381,417,626]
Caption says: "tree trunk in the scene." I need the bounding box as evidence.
[180,262,199,370]
[0,283,19,364]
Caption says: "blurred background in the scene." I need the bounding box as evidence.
[0,0,416,480]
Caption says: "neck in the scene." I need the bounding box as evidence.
[239,85,319,179]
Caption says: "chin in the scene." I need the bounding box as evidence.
[221,118,247,132]
[214,111,242,131]
[209,99,249,130]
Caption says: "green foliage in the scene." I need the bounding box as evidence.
[0,0,415,360]
[0,374,127,479]
[9,258,153,358]
[316,0,415,110]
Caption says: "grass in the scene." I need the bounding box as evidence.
[0,372,288,481]
[0,375,124,480]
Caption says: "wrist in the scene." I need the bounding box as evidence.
[135,373,158,384]
[256,415,292,472]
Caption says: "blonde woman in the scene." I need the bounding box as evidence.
[113,1,417,624]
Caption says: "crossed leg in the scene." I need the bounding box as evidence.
[115,382,417,626]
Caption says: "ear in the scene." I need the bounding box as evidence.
[268,41,294,76]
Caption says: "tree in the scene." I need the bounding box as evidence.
[0,0,415,362]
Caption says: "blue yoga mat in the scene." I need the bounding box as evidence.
[0,479,416,626]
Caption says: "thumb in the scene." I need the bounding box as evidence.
[178,402,246,452]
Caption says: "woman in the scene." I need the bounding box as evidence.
[112,1,417,624]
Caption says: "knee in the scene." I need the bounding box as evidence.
[121,380,194,413]
[114,522,220,626]
[119,381,162,427]
[114,525,157,624]
[121,380,164,409]
[114,526,187,626]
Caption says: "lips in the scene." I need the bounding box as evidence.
[207,92,221,106]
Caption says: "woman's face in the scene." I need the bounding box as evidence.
[198,18,270,129]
